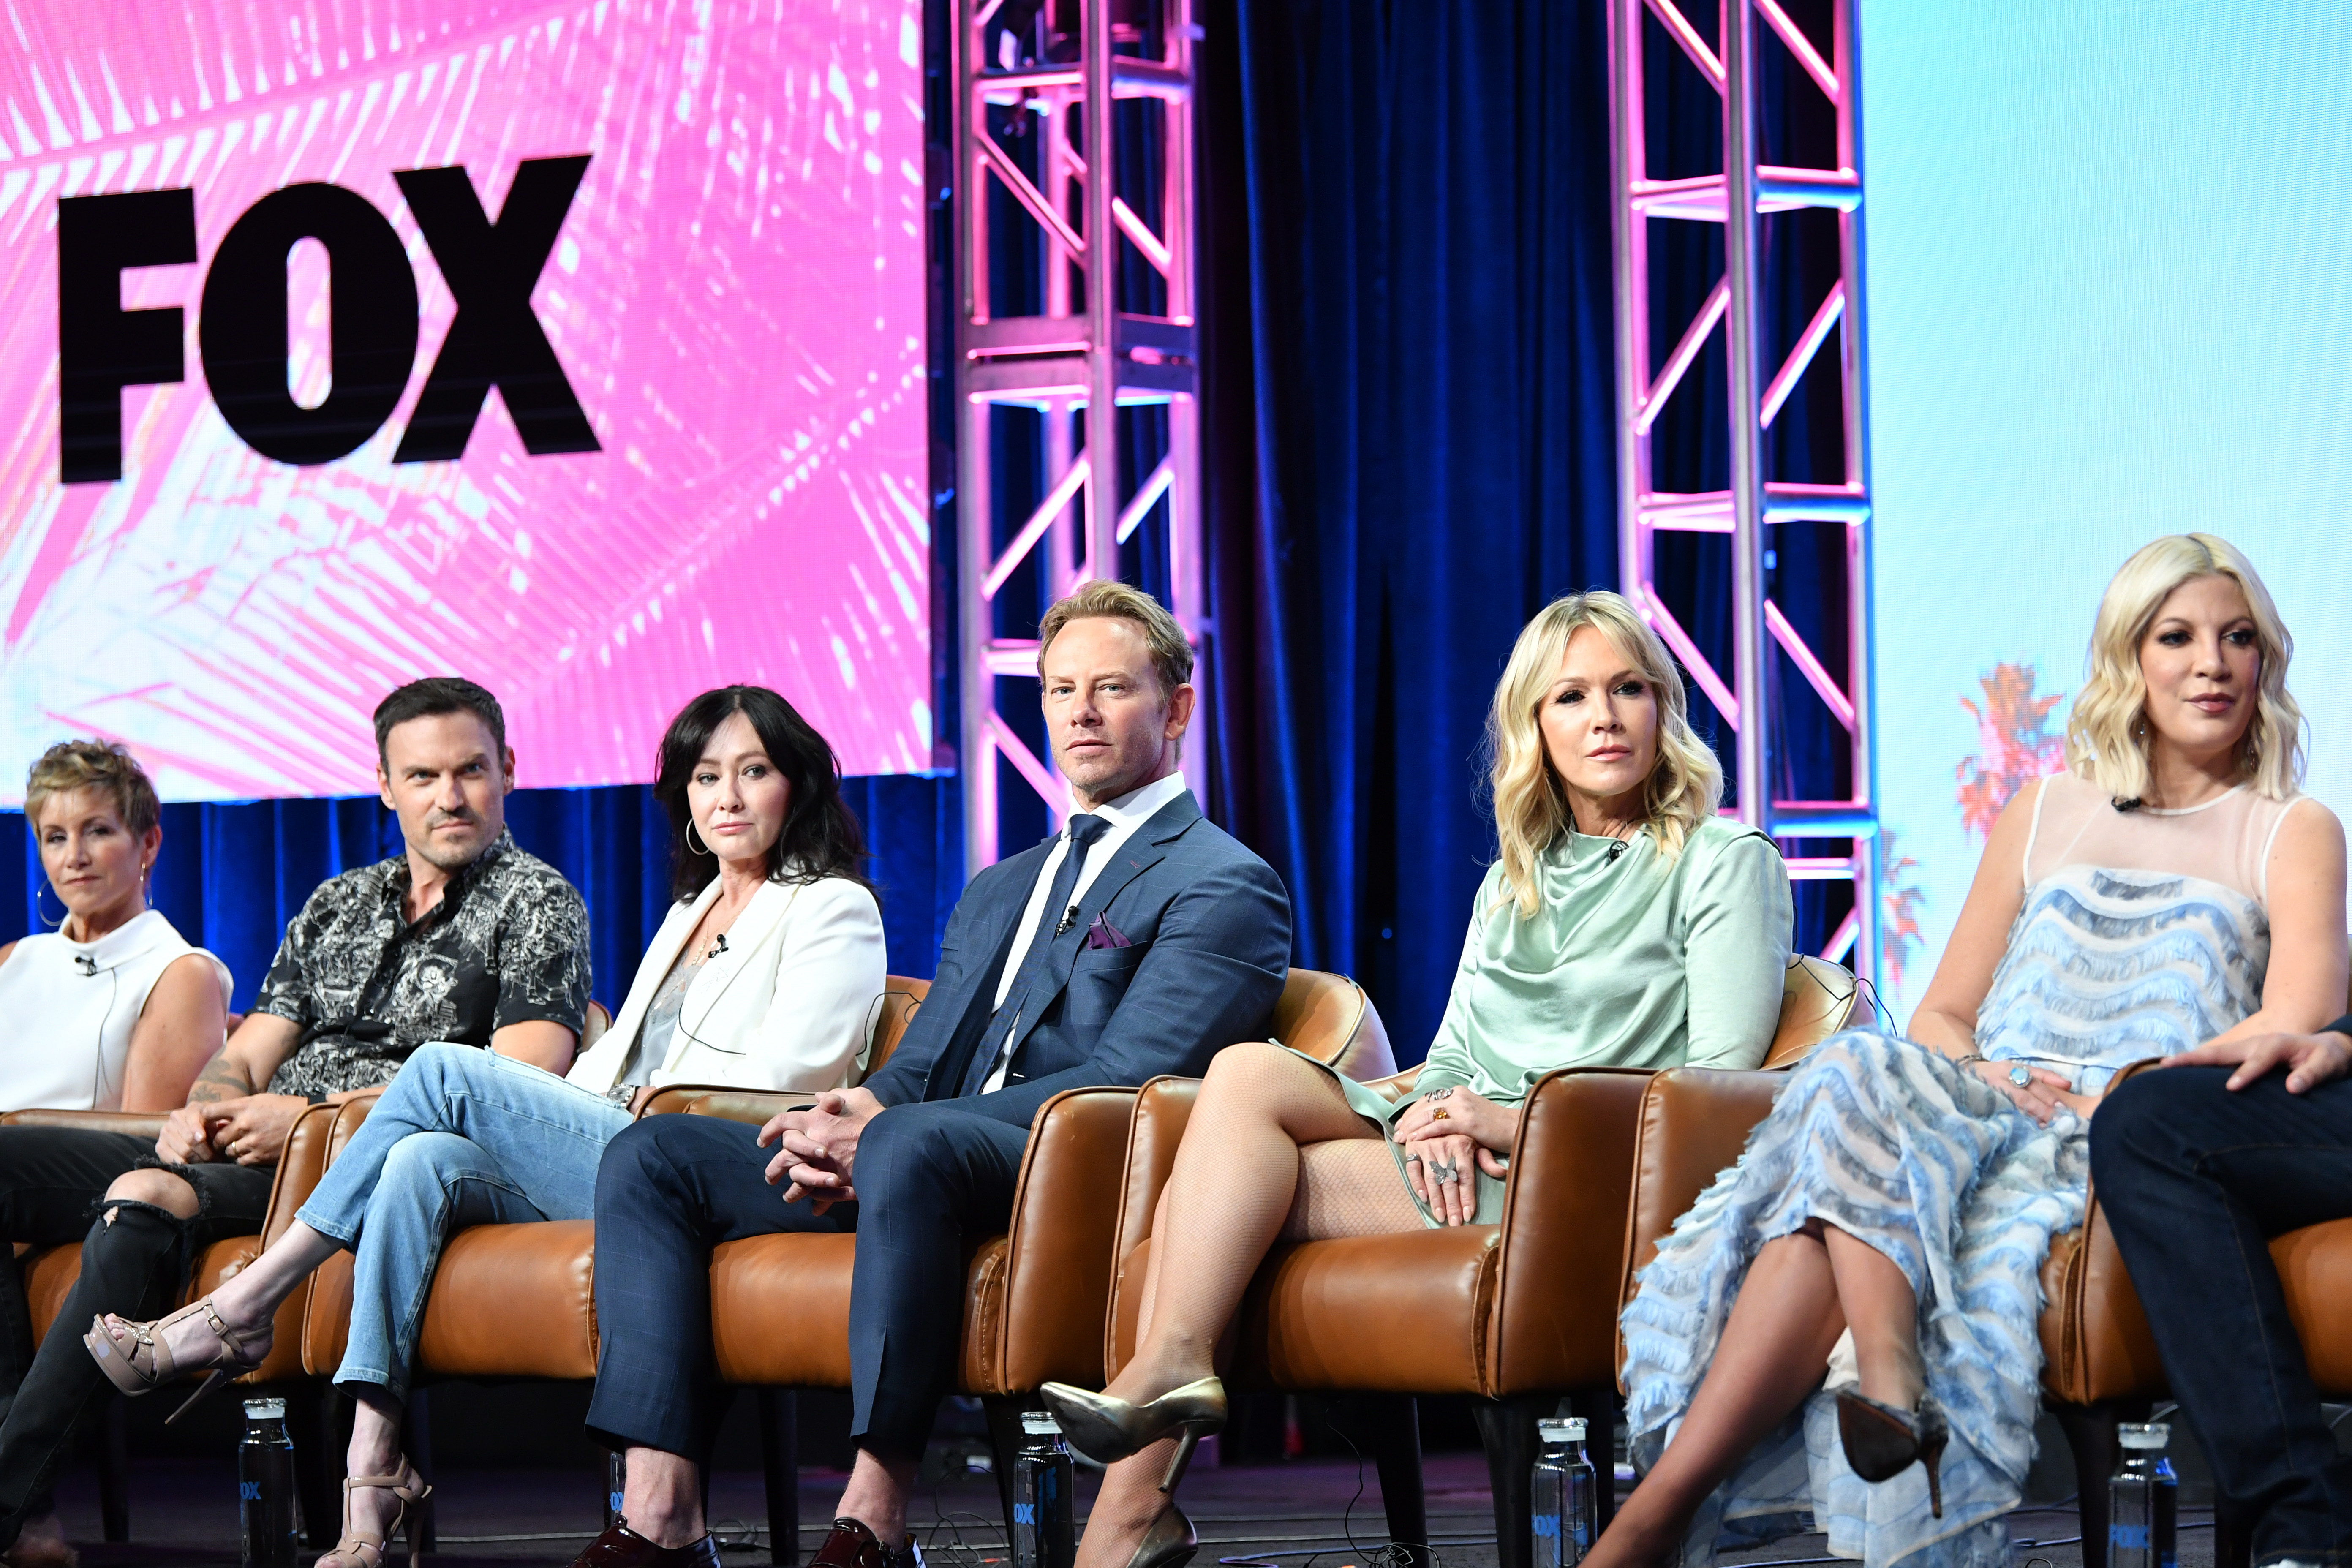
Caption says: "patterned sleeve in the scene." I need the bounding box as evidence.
[490,874,593,1035]
[247,886,328,1029]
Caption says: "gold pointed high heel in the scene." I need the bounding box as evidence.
[1835,1389,1949,1518]
[1122,1504,1198,1568]
[317,1458,431,1568]
[82,1298,269,1424]
[1038,1376,1226,1492]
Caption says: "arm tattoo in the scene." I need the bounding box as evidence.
[185,1053,256,1105]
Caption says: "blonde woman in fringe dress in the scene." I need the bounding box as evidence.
[1587,535,2349,1568]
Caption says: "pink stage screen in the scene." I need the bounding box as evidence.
[0,0,931,802]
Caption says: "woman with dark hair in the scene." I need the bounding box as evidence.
[85,687,885,1568]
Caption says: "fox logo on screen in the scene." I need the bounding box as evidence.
[55,155,598,484]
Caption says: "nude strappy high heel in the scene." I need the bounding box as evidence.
[318,1458,432,1568]
[82,1298,269,1424]
[1037,1375,1227,1493]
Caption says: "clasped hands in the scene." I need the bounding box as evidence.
[759,1086,886,1214]
[154,1094,310,1167]
[1390,1086,1516,1228]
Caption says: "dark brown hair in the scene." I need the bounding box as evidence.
[654,686,871,903]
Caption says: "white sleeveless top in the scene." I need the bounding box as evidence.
[0,909,234,1112]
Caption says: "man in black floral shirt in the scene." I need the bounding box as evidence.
[0,678,590,1554]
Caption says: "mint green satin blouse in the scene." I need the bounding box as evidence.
[1352,814,1794,1126]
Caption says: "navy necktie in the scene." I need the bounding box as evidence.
[960,813,1110,1096]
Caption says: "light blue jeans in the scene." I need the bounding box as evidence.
[295,1043,631,1399]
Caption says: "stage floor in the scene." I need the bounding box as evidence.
[48,1453,2198,1568]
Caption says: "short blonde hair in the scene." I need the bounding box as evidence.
[1487,591,1724,920]
[1036,580,1194,694]
[25,740,161,839]
[2066,533,2303,802]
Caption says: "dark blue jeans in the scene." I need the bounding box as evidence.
[2092,1066,2352,1566]
[586,1102,1029,1465]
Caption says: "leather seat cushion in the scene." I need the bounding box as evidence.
[1228,1228,1502,1394]
[416,1221,598,1380]
[2273,1217,2352,1394]
[24,1247,80,1343]
[711,1232,857,1386]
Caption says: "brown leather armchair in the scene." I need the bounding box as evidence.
[2036,1048,2352,1568]
[1101,956,1858,1568]
[661,967,1392,1562]
[2,1100,350,1544]
[1602,1039,2337,1568]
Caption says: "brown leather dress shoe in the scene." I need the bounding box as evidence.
[807,1517,919,1568]
[569,1518,723,1568]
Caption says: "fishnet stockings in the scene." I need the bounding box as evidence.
[1076,1044,1421,1568]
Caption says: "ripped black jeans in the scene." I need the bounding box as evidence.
[0,1125,275,1531]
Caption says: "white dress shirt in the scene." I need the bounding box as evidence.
[979,770,1190,1092]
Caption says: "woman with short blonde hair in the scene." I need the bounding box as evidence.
[1037,590,1793,1568]
[1595,536,2347,1568]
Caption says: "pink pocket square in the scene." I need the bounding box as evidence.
[1083,914,1134,950]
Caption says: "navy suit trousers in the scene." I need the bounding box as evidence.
[2092,1067,2352,1564]
[586,1103,1030,1464]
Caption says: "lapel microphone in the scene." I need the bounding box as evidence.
[1054,904,1080,936]
[1606,840,1628,863]
[712,933,729,955]
[74,953,98,976]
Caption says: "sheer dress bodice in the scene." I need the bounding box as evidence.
[1975,771,2300,1082]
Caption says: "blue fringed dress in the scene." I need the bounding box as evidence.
[1620,774,2307,1568]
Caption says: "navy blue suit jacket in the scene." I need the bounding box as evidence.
[861,788,1292,1130]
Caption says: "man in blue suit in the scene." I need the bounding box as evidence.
[575,582,1293,1568]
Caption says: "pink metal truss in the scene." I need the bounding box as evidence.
[1606,0,1878,976]
[955,0,1204,873]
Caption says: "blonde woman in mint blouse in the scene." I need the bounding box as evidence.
[1040,591,1793,1568]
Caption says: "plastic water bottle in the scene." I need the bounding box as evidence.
[606,1449,627,1531]
[1011,1411,1075,1568]
[1531,1417,1598,1568]
[2109,1421,2178,1568]
[239,1397,299,1568]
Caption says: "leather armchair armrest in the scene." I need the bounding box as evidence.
[1105,1076,1199,1379]
[1614,1067,1785,1386]
[985,1085,1140,1392]
[637,1085,807,1125]
[1486,1067,1655,1394]
[0,1108,170,1139]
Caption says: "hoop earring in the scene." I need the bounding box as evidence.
[686,820,713,857]
[33,882,66,931]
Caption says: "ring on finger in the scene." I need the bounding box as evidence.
[1430,1108,1450,1121]
[2008,1065,2032,1089]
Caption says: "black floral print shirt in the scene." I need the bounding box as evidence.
[250,830,592,1099]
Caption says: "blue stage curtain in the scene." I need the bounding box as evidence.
[1194,0,1624,1058]
[0,777,961,1011]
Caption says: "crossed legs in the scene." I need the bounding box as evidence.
[1584,1219,1919,1568]
[1075,1045,1423,1568]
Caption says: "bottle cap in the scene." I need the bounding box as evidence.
[1537,1418,1588,1442]
[2117,1421,2170,1451]
[1021,1412,1063,1437]
[243,1398,287,1421]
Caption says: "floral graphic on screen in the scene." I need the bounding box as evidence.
[1955,662,2069,841]
[1879,831,1927,993]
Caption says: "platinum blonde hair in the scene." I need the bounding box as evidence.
[2065,533,2303,802]
[1487,591,1723,920]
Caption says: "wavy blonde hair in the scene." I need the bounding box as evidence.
[1487,591,1724,919]
[2065,533,2303,802]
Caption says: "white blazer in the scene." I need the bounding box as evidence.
[566,874,887,1095]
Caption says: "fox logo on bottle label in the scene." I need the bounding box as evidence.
[57,155,597,483]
